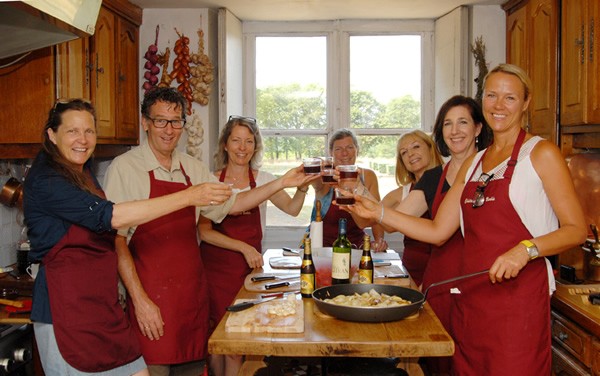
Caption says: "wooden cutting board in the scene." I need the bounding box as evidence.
[225,294,304,333]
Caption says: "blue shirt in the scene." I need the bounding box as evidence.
[24,151,115,323]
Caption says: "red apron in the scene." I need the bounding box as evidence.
[421,163,462,375]
[44,208,140,372]
[201,167,262,329]
[451,130,550,375]
[128,165,208,364]
[401,185,431,286]
[322,189,365,248]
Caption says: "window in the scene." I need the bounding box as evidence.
[244,20,434,228]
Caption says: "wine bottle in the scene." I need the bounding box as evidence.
[358,234,373,284]
[310,200,323,248]
[332,218,351,284]
[300,237,316,297]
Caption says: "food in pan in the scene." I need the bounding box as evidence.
[323,288,411,308]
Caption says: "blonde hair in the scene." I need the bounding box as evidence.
[395,130,443,186]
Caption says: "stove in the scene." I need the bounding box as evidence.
[0,324,33,375]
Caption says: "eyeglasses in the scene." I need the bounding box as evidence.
[146,117,186,129]
[228,115,257,125]
[472,173,494,208]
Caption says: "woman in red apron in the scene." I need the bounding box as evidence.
[346,64,587,376]
[199,116,309,376]
[380,130,442,285]
[24,99,227,376]
[417,95,491,375]
[316,129,386,250]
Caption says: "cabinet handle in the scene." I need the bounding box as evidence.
[590,18,595,62]
[85,48,92,87]
[558,331,568,341]
[95,53,104,89]
[576,25,585,64]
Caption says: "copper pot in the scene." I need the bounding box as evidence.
[0,177,23,207]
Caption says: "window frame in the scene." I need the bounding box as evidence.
[243,19,436,139]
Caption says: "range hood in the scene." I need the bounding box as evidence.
[0,0,101,60]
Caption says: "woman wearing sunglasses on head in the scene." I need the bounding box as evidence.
[23,99,239,376]
[345,64,587,375]
[198,115,311,376]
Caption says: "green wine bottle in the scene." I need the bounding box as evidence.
[332,218,351,284]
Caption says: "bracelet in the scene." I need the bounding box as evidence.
[297,186,309,194]
[378,205,385,224]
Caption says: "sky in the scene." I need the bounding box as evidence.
[256,35,421,104]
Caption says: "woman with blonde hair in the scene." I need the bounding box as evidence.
[380,130,442,285]
[347,64,587,375]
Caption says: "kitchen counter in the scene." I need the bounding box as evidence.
[0,267,33,324]
[551,283,600,338]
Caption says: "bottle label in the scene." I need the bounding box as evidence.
[358,269,373,284]
[300,273,315,295]
[331,252,350,279]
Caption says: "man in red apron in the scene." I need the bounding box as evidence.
[104,88,316,375]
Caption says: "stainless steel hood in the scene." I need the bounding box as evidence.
[0,0,101,60]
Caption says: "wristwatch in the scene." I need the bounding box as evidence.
[520,240,539,260]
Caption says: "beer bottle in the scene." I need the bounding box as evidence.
[332,218,351,284]
[358,234,374,284]
[300,238,316,298]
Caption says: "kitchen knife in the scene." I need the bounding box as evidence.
[264,280,301,290]
[251,274,300,282]
[226,295,281,312]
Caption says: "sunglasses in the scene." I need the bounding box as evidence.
[472,173,494,208]
[228,115,257,125]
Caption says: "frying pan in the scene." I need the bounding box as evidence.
[312,270,489,322]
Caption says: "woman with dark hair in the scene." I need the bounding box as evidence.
[199,115,310,376]
[347,65,587,375]
[391,95,491,374]
[24,99,233,375]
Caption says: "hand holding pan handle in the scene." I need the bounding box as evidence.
[422,269,490,301]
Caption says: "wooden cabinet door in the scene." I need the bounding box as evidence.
[56,37,91,100]
[507,4,527,71]
[91,6,116,139]
[115,17,139,142]
[527,0,558,142]
[0,48,55,144]
[561,0,600,126]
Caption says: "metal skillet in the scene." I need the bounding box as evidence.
[312,270,489,322]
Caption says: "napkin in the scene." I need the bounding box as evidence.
[310,221,323,248]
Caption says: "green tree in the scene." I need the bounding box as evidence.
[382,95,421,129]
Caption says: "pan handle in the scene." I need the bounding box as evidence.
[423,269,489,301]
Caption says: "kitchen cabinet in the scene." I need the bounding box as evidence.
[504,0,558,144]
[504,0,600,154]
[561,0,600,127]
[551,284,600,376]
[0,48,55,150]
[59,0,141,146]
[0,0,142,159]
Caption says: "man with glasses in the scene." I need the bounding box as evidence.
[103,87,316,376]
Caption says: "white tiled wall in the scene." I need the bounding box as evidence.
[0,205,23,268]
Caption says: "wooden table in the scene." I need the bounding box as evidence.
[208,249,454,376]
